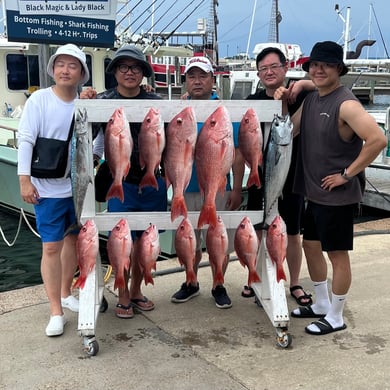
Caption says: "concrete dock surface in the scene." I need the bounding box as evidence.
[0,218,389,390]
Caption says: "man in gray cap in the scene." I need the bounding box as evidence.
[290,41,387,335]
[82,45,166,319]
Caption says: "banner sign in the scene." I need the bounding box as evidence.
[6,0,118,47]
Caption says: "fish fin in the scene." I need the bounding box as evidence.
[170,195,187,221]
[197,203,217,228]
[139,173,159,190]
[106,183,124,202]
[246,170,261,189]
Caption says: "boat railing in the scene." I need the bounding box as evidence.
[0,123,18,147]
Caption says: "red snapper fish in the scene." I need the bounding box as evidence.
[107,218,132,291]
[105,107,133,202]
[238,108,263,188]
[139,107,166,190]
[137,224,160,286]
[73,219,99,290]
[265,215,287,283]
[174,217,197,285]
[195,106,234,228]
[206,215,228,286]
[164,106,197,221]
[234,216,261,287]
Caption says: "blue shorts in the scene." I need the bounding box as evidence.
[34,197,77,243]
[303,201,356,251]
[107,177,167,240]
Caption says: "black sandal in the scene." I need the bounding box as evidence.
[241,285,255,298]
[290,285,313,306]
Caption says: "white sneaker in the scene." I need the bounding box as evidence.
[61,295,79,312]
[45,315,67,337]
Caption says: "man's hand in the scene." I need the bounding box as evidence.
[80,87,97,99]
[19,175,40,204]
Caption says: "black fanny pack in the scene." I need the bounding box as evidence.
[31,117,74,179]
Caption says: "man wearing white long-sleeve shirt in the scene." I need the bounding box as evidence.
[18,44,89,337]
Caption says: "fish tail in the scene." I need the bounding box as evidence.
[139,173,159,190]
[72,275,86,290]
[106,183,124,203]
[186,269,197,285]
[64,222,81,237]
[213,270,225,286]
[143,272,155,286]
[114,274,126,291]
[197,204,217,228]
[276,266,287,283]
[170,195,187,221]
[246,170,261,189]
[248,269,261,285]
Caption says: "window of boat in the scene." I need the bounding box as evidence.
[85,54,92,87]
[6,54,40,91]
[231,81,253,100]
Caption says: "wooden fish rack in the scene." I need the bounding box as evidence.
[75,99,292,355]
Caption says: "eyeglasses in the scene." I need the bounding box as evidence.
[258,63,285,74]
[117,64,143,74]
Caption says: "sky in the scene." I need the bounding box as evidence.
[1,0,389,59]
[127,0,389,60]
[216,0,389,59]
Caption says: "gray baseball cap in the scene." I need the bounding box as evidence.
[106,45,153,77]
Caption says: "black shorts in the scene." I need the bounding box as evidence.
[303,201,357,251]
[278,192,304,235]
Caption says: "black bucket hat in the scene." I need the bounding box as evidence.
[302,41,349,76]
[106,45,153,77]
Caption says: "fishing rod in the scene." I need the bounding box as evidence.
[116,0,143,29]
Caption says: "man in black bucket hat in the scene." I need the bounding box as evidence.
[290,41,387,336]
[302,40,349,76]
[105,45,153,77]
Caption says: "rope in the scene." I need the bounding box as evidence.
[0,208,40,246]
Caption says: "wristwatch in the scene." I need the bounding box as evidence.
[341,168,353,181]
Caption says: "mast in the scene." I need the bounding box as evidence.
[268,0,281,43]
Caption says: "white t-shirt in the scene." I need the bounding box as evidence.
[17,87,75,198]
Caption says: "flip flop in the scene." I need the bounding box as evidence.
[130,296,155,311]
[115,303,134,319]
[290,305,326,318]
[241,285,255,298]
[305,318,347,335]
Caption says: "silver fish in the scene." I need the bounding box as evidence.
[263,114,293,222]
[66,108,93,234]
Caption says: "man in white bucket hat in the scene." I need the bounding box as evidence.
[18,44,89,337]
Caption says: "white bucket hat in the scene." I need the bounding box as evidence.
[47,44,90,85]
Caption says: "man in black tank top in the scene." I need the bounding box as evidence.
[290,41,387,336]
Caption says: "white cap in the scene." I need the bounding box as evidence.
[184,56,213,74]
[47,44,90,85]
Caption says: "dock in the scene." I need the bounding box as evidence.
[0,217,389,389]
[363,163,390,212]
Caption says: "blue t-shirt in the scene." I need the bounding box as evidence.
[186,92,239,192]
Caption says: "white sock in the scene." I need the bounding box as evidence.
[325,293,346,328]
[311,280,331,314]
